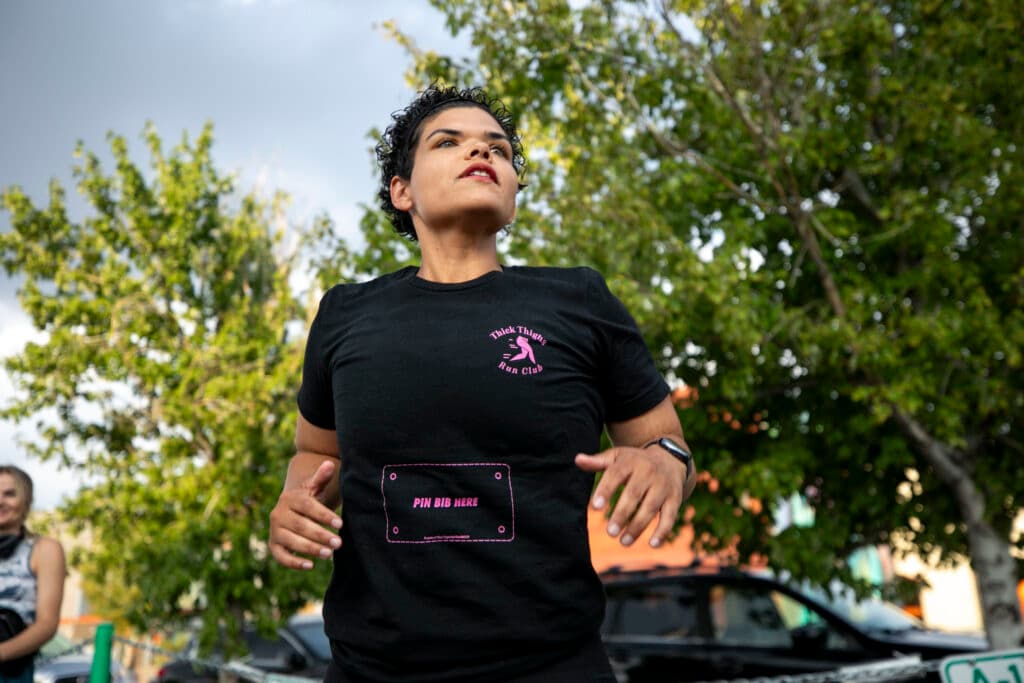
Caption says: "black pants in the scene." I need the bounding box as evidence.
[325,635,617,683]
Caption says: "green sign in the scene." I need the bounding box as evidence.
[942,649,1024,683]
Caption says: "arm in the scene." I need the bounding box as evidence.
[575,396,696,548]
[268,413,344,570]
[0,537,66,661]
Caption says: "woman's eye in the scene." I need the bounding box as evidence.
[438,139,456,148]
[491,145,508,157]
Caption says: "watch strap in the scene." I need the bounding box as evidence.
[644,437,692,477]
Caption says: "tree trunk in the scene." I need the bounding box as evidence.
[965,515,1022,648]
[891,409,1021,648]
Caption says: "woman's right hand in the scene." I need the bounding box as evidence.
[269,458,343,570]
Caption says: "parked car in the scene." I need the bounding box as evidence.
[600,565,987,683]
[35,633,135,683]
[153,614,328,683]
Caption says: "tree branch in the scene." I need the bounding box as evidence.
[793,209,846,318]
[564,49,776,216]
[888,407,968,492]
[658,1,773,154]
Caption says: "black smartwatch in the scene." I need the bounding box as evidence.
[644,437,693,478]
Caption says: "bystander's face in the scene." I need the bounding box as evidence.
[390,105,518,236]
[0,474,27,534]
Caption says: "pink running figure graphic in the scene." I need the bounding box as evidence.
[503,335,536,364]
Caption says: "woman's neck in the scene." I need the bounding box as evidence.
[416,230,501,284]
[0,523,22,537]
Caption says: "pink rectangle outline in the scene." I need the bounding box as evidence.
[381,462,515,544]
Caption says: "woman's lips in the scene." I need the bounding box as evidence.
[459,163,497,183]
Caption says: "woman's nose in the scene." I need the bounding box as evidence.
[468,140,490,158]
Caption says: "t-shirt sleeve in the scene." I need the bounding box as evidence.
[296,288,338,430]
[586,269,670,423]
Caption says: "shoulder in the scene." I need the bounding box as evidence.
[29,537,66,571]
[316,267,418,314]
[505,265,606,292]
[506,266,620,307]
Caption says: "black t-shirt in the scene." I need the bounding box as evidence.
[298,265,668,682]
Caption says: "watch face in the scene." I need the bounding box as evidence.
[659,438,691,464]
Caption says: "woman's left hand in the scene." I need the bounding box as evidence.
[575,443,692,549]
[575,395,696,549]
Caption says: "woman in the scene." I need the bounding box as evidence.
[0,465,66,683]
[269,86,696,682]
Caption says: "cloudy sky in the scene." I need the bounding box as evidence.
[0,0,471,509]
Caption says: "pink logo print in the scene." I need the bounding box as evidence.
[488,324,546,376]
[503,336,536,364]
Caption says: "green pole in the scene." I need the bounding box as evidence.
[89,622,114,683]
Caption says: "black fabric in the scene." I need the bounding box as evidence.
[324,633,615,683]
[0,608,32,677]
[299,266,668,682]
[0,532,23,562]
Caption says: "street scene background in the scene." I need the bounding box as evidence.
[2,0,1022,678]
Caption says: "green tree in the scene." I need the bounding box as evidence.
[0,124,332,647]
[372,0,1023,645]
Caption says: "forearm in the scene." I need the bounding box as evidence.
[612,428,688,450]
[0,619,58,661]
[606,397,687,450]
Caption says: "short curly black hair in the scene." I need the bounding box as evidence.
[375,85,526,241]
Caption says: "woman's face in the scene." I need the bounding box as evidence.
[390,105,518,236]
[0,474,28,532]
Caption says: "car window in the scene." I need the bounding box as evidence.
[603,582,699,638]
[243,630,294,661]
[771,589,862,651]
[709,584,790,647]
[290,621,332,660]
[773,588,826,629]
[709,584,862,651]
[802,583,925,632]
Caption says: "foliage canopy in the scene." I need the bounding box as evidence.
[370,0,1024,644]
[1,124,331,646]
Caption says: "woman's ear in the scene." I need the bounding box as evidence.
[390,176,412,212]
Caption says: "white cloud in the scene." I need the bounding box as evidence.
[0,305,76,511]
[0,303,45,359]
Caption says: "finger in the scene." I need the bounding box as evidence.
[574,450,614,473]
[269,541,315,570]
[274,503,343,549]
[623,487,668,545]
[649,495,683,548]
[589,461,629,511]
[271,525,341,561]
[305,460,338,497]
[606,481,647,544]
[282,490,342,530]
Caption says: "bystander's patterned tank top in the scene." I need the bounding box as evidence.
[0,538,37,623]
